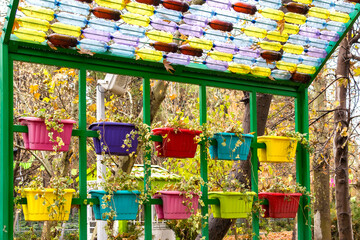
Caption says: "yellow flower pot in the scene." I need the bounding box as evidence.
[257,136,297,163]
[21,188,75,221]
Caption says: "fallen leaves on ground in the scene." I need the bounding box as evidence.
[225,231,293,240]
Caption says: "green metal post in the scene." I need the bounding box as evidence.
[250,92,259,240]
[78,68,88,240]
[1,0,20,44]
[0,43,14,240]
[295,88,311,240]
[199,84,208,240]
[143,77,152,240]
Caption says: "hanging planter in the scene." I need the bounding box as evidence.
[89,122,138,156]
[257,136,297,163]
[258,192,302,218]
[19,117,75,152]
[209,192,255,218]
[209,133,254,160]
[152,128,202,158]
[153,191,199,219]
[21,188,75,221]
[89,190,141,220]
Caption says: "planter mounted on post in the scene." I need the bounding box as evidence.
[152,128,202,158]
[258,192,302,218]
[209,192,255,218]
[209,133,254,160]
[19,117,75,152]
[89,122,138,156]
[89,190,141,220]
[153,191,199,219]
[257,136,298,163]
[21,188,75,221]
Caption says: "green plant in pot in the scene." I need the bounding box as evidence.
[209,124,254,161]
[152,176,204,220]
[258,175,310,219]
[257,130,312,163]
[208,176,256,219]
[18,108,76,152]
[88,155,143,239]
[152,114,202,158]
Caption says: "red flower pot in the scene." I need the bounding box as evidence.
[19,117,75,152]
[153,191,199,220]
[258,192,302,218]
[152,128,202,158]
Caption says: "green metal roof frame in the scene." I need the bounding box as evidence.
[3,0,359,239]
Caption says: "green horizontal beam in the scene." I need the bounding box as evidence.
[17,197,99,205]
[251,143,266,149]
[9,44,299,97]
[207,198,220,205]
[149,135,162,142]
[149,198,162,205]
[13,125,99,137]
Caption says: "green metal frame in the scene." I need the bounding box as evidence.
[9,0,359,238]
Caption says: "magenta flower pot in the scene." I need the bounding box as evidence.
[153,191,199,220]
[19,117,75,152]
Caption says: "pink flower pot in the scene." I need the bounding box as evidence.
[153,191,199,220]
[19,117,76,152]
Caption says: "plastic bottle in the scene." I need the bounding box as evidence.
[209,19,233,32]
[283,43,304,55]
[228,63,251,74]
[253,19,278,31]
[251,66,271,77]
[150,42,178,52]
[320,30,339,42]
[162,0,189,12]
[188,38,213,50]
[326,21,346,33]
[178,24,204,37]
[17,17,50,32]
[55,12,87,27]
[296,64,316,74]
[260,50,282,61]
[259,8,284,21]
[111,32,140,47]
[256,58,276,68]
[209,51,234,62]
[57,0,90,16]
[232,2,257,15]
[299,27,321,38]
[109,44,135,58]
[82,28,111,42]
[26,0,55,9]
[291,72,312,83]
[51,22,81,37]
[257,0,282,9]
[13,28,47,43]
[285,12,307,25]
[308,7,330,19]
[329,11,350,23]
[214,10,240,24]
[282,23,300,35]
[214,42,238,54]
[276,61,297,72]
[47,33,78,48]
[204,59,229,71]
[308,38,329,49]
[335,2,355,13]
[203,30,227,42]
[233,55,255,65]
[306,17,326,30]
[136,48,163,61]
[121,13,150,27]
[154,8,183,22]
[306,47,327,58]
[282,53,302,64]
[135,0,161,6]
[189,5,214,18]
[126,2,155,16]
[119,24,146,38]
[146,30,173,43]
[267,31,289,42]
[183,14,209,28]
[302,56,322,66]
[150,19,178,33]
[179,45,203,57]
[95,0,125,10]
[230,36,254,47]
[312,0,332,9]
[284,2,309,14]
[238,47,260,58]
[19,6,54,21]
[288,35,308,45]
[166,53,190,65]
[271,69,292,80]
[91,7,121,21]
[78,39,108,53]
[259,41,282,51]
[88,18,117,33]
[243,26,267,39]
[206,0,232,10]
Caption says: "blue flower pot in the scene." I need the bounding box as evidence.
[89,190,141,220]
[209,133,253,160]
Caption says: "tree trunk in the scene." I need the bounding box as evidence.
[200,93,273,240]
[334,34,353,240]
[313,78,331,240]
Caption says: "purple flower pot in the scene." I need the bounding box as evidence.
[89,122,138,156]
